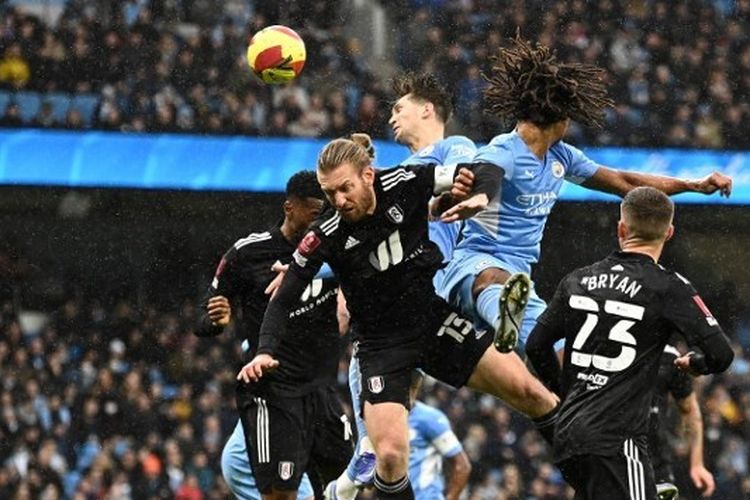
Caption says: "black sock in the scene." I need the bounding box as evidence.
[374,473,414,499]
[533,404,559,446]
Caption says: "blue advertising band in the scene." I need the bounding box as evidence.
[0,129,747,204]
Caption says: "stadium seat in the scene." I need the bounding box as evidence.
[45,92,72,123]
[70,93,100,127]
[0,90,11,115]
[15,91,42,123]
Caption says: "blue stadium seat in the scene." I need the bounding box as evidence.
[45,92,72,123]
[0,90,11,115]
[15,91,42,123]
[70,93,100,127]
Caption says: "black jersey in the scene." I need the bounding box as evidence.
[198,225,339,397]
[257,163,501,355]
[647,344,693,475]
[530,251,728,462]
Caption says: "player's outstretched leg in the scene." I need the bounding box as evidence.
[495,272,532,353]
[467,346,559,445]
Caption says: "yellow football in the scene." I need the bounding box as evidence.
[247,25,306,85]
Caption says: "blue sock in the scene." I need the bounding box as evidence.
[475,284,504,329]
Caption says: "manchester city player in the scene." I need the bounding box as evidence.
[439,36,733,354]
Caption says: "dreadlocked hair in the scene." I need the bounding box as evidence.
[484,35,614,128]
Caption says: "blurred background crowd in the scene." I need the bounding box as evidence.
[0,0,747,147]
[1,262,750,499]
[1,0,750,499]
[2,191,750,500]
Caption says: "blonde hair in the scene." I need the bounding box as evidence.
[317,133,375,174]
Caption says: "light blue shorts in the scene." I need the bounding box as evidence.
[435,250,557,351]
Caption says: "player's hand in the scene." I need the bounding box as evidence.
[693,171,732,197]
[690,465,715,497]
[451,167,474,199]
[440,193,488,222]
[237,354,279,383]
[674,353,701,376]
[264,261,289,298]
[207,296,231,326]
[429,193,454,221]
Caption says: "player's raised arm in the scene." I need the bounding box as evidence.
[583,166,732,198]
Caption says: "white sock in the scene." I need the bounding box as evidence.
[334,473,358,500]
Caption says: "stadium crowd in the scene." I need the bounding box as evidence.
[389,0,750,149]
[1,242,749,499]
[2,0,750,499]
[0,0,747,148]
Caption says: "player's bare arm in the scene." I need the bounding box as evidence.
[443,451,471,500]
[584,166,732,198]
[336,289,350,336]
[676,393,715,497]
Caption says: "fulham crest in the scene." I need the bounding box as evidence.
[386,205,404,224]
[279,461,294,480]
[368,376,385,394]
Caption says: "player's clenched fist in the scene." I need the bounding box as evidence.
[451,167,475,199]
[694,171,732,197]
[237,354,280,383]
[207,296,231,326]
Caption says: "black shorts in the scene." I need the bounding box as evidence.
[237,384,354,494]
[557,439,656,500]
[357,295,492,408]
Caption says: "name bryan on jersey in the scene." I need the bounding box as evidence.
[581,273,643,299]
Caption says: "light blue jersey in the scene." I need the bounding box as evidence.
[438,131,600,348]
[409,402,463,500]
[401,135,476,264]
[457,131,599,274]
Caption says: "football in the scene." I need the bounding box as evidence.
[246,25,306,85]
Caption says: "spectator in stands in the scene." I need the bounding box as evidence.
[31,102,57,128]
[0,43,29,89]
[0,102,23,127]
[64,108,84,130]
[34,32,67,92]
[288,92,329,137]
[0,0,743,147]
